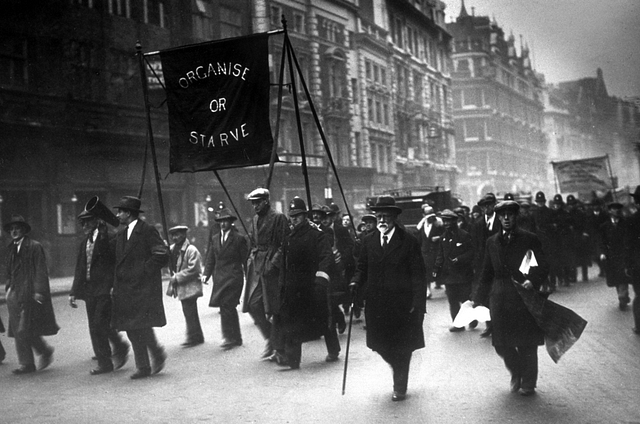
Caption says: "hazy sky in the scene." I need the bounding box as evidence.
[445,0,640,98]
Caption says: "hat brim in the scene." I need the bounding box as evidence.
[113,206,144,213]
[3,221,31,234]
[215,216,237,222]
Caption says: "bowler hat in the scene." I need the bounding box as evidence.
[288,197,308,216]
[247,188,270,201]
[477,193,497,206]
[168,225,189,233]
[215,208,237,222]
[113,196,144,213]
[370,195,402,214]
[440,209,458,220]
[3,215,31,234]
[328,203,341,215]
[495,200,520,214]
[535,191,546,202]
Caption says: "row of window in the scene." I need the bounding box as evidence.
[193,1,243,40]
[460,150,545,178]
[389,14,448,73]
[73,0,166,27]
[457,117,544,147]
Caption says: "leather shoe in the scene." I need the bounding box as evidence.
[325,354,339,362]
[130,368,151,380]
[90,366,114,375]
[13,364,36,375]
[39,347,54,370]
[391,391,406,401]
[220,340,242,351]
[510,375,521,393]
[480,328,492,338]
[518,388,536,396]
[181,339,205,348]
[449,326,465,332]
[112,345,130,370]
[260,342,274,360]
[151,348,167,375]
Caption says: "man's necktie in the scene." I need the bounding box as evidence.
[382,235,388,251]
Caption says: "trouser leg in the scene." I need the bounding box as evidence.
[616,284,630,303]
[324,324,340,357]
[494,345,521,380]
[518,345,538,391]
[220,301,242,343]
[379,350,412,394]
[248,289,271,340]
[181,298,204,343]
[284,334,301,366]
[632,281,640,330]
[126,328,160,371]
[87,296,113,368]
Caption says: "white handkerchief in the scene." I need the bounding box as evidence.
[519,249,538,275]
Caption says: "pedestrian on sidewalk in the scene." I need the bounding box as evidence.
[112,197,169,379]
[4,215,59,375]
[350,196,427,401]
[598,203,631,311]
[167,225,205,348]
[202,209,249,351]
[624,186,640,335]
[69,210,130,375]
[474,200,549,396]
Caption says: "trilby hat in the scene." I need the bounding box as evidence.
[477,193,497,206]
[3,214,31,234]
[440,209,458,220]
[113,196,144,213]
[215,208,237,222]
[370,195,402,214]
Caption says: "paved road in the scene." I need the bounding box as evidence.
[1,268,639,423]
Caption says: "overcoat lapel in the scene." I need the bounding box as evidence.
[117,222,141,265]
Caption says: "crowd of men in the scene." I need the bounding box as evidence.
[2,186,639,402]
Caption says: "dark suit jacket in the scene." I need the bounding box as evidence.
[435,227,474,286]
[71,231,115,299]
[417,220,445,277]
[204,227,249,307]
[471,214,502,273]
[111,220,169,331]
[352,226,426,353]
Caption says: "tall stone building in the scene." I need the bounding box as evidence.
[0,0,456,276]
[544,69,640,196]
[447,3,546,204]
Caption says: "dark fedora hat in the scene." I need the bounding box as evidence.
[495,200,520,214]
[288,197,308,216]
[310,203,327,215]
[113,196,144,213]
[215,207,237,222]
[3,215,31,234]
[361,213,376,222]
[370,195,402,214]
[477,193,497,206]
[328,203,341,215]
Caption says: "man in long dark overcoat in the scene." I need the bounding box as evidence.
[417,205,444,298]
[111,196,169,379]
[275,197,334,369]
[434,209,475,332]
[69,209,129,375]
[243,188,290,360]
[624,186,640,335]
[350,196,426,401]
[475,200,549,396]
[600,203,631,310]
[203,208,249,350]
[4,215,58,374]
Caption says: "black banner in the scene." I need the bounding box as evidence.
[160,33,276,173]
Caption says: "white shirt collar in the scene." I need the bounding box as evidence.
[485,213,495,229]
[127,219,138,239]
[380,226,396,246]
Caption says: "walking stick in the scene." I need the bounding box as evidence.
[341,290,357,395]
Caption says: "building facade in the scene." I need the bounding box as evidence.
[0,0,456,276]
[447,4,547,204]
